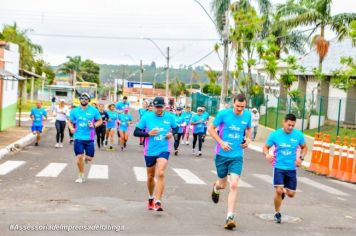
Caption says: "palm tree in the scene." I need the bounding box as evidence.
[58,56,83,85]
[277,0,356,70]
[0,23,42,70]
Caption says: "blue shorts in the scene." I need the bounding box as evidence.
[214,154,243,178]
[144,152,170,167]
[273,168,297,191]
[31,125,43,133]
[74,140,95,157]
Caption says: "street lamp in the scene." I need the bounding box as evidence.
[143,37,170,101]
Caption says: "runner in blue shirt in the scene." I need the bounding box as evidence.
[138,100,148,145]
[30,101,48,146]
[263,113,307,224]
[173,107,186,156]
[115,96,130,112]
[105,103,118,150]
[118,107,133,151]
[134,96,178,212]
[182,105,193,145]
[191,107,206,156]
[68,93,102,183]
[201,106,210,142]
[208,94,252,230]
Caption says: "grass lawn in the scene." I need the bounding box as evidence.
[259,109,288,130]
[17,100,51,113]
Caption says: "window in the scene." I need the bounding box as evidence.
[55,91,67,96]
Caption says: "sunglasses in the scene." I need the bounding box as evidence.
[80,97,89,101]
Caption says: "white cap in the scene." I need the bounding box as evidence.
[60,99,65,102]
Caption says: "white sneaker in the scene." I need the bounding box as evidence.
[192,149,196,155]
[59,143,63,148]
[186,141,189,145]
[196,151,202,157]
[55,143,59,148]
[75,177,84,183]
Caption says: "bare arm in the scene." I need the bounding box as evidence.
[241,127,252,149]
[263,144,274,163]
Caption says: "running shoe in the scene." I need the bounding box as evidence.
[69,139,73,144]
[186,141,189,145]
[105,140,108,146]
[55,143,59,148]
[274,212,282,224]
[224,216,237,230]
[174,150,178,156]
[211,184,220,204]
[192,149,196,155]
[124,142,127,148]
[147,198,154,210]
[196,151,202,157]
[35,142,39,146]
[75,177,84,183]
[59,143,63,148]
[154,202,163,211]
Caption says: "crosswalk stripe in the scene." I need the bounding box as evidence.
[253,174,302,192]
[87,165,108,179]
[36,163,67,177]
[0,161,26,175]
[172,168,206,185]
[298,177,349,196]
[329,179,356,191]
[133,167,147,182]
[211,171,253,188]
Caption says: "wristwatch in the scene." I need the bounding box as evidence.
[299,156,304,161]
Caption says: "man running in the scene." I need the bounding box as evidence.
[118,107,133,151]
[133,96,178,211]
[182,105,192,145]
[191,107,205,157]
[263,113,307,224]
[115,96,130,112]
[30,101,48,146]
[68,93,102,183]
[96,104,108,149]
[173,107,185,156]
[208,94,252,230]
[138,101,148,145]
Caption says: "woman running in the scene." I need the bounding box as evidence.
[191,107,205,157]
[105,103,118,150]
[118,107,133,151]
[182,105,193,145]
[54,99,68,148]
[138,101,148,145]
[173,107,185,155]
[96,104,108,149]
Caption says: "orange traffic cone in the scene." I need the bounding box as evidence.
[308,133,322,172]
[318,134,331,176]
[328,136,341,178]
[341,138,355,182]
[336,137,349,180]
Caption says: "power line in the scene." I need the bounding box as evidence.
[187,50,215,67]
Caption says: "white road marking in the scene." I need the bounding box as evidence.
[329,179,356,191]
[15,117,30,122]
[87,165,108,179]
[253,174,302,192]
[172,168,206,185]
[298,177,348,196]
[36,163,67,177]
[211,170,254,188]
[0,161,26,175]
[133,167,157,182]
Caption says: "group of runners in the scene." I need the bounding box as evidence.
[30,93,307,230]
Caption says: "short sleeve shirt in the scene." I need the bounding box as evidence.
[69,106,101,141]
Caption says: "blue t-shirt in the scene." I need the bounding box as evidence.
[106,110,118,129]
[138,108,147,119]
[31,108,47,126]
[174,114,186,133]
[137,112,177,156]
[213,108,252,158]
[118,113,132,131]
[266,128,305,170]
[183,111,193,125]
[115,101,130,111]
[69,106,101,141]
[191,114,205,134]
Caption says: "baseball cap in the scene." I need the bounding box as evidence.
[124,107,129,111]
[80,92,91,101]
[176,107,183,111]
[60,99,65,102]
[153,97,165,107]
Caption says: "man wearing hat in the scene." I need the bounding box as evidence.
[134,97,178,211]
[68,93,102,183]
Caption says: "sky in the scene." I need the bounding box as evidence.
[0,0,355,69]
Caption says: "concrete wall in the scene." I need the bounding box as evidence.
[327,85,347,121]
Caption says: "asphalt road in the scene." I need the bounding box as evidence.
[0,111,355,236]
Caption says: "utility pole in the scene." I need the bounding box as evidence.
[220,10,229,110]
[165,47,170,101]
[139,60,143,104]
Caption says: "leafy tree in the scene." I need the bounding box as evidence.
[169,77,188,99]
[58,56,83,84]
[0,23,42,70]
[81,59,100,85]
[331,57,356,91]
[33,59,55,85]
[154,82,165,89]
[203,83,222,95]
